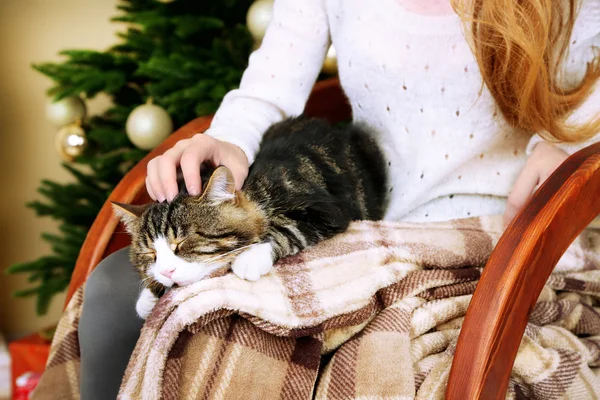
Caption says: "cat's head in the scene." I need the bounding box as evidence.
[112,167,266,288]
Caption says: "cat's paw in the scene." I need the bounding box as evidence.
[231,243,274,281]
[136,288,158,319]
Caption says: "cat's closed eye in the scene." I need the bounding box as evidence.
[171,239,188,254]
[138,250,156,261]
[197,231,237,239]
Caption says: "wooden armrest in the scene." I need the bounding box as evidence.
[447,142,600,399]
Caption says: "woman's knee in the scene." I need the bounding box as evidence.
[80,246,144,339]
[82,246,144,331]
[79,247,144,399]
[84,247,139,303]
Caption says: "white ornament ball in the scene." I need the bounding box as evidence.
[126,103,173,150]
[246,0,274,42]
[322,45,338,75]
[46,96,86,127]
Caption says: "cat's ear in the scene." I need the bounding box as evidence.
[111,202,149,231]
[202,166,236,204]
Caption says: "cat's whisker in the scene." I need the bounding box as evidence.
[138,277,152,291]
[140,277,152,287]
[202,244,255,264]
[202,246,250,263]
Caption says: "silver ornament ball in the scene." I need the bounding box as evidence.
[246,0,274,42]
[46,96,86,127]
[126,103,173,150]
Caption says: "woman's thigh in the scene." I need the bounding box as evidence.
[78,247,144,400]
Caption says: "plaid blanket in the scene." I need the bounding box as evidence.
[33,216,600,399]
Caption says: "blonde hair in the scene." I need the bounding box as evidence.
[454,0,600,142]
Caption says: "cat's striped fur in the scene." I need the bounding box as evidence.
[113,116,389,316]
[246,116,388,259]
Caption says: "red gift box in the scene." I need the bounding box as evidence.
[13,372,42,400]
[8,333,51,397]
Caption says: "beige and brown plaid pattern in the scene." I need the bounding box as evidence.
[32,286,83,400]
[33,216,600,399]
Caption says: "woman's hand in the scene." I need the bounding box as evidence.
[146,134,249,202]
[504,142,568,227]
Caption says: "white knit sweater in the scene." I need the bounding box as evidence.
[207,0,600,222]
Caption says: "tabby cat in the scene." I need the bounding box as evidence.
[113,116,389,318]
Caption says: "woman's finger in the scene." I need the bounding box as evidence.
[230,167,248,191]
[504,162,540,227]
[155,141,193,201]
[146,159,166,202]
[145,176,156,201]
[157,153,183,202]
[180,135,216,196]
[219,142,249,190]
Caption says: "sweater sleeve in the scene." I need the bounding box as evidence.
[204,0,331,164]
[526,0,600,156]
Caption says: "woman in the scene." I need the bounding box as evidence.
[79,0,600,397]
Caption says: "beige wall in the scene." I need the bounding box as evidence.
[0,0,119,338]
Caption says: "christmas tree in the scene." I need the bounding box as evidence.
[6,0,256,315]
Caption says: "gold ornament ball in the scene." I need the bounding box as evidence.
[126,103,173,150]
[322,45,338,75]
[46,96,86,127]
[55,124,88,162]
[246,0,274,42]
[156,0,176,3]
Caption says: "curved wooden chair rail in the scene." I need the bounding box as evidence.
[64,77,600,399]
[446,141,600,399]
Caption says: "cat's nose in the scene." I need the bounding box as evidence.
[161,269,174,279]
